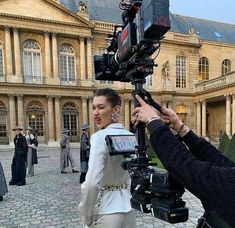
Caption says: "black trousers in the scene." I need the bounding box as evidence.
[79,172,86,184]
[10,153,26,184]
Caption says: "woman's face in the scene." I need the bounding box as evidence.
[92,96,120,128]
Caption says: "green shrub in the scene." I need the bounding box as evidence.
[146,135,164,169]
[223,133,235,162]
[218,132,230,154]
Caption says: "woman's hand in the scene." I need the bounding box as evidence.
[132,95,184,132]
[132,95,160,126]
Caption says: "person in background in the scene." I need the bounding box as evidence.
[0,161,8,201]
[78,88,136,228]
[60,129,79,174]
[79,124,90,184]
[25,127,38,177]
[9,126,28,186]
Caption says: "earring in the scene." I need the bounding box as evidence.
[111,113,119,122]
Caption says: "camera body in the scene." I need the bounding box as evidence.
[94,0,170,82]
[106,135,189,224]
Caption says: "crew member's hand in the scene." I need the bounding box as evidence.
[160,107,184,131]
[132,95,160,126]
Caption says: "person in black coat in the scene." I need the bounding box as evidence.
[0,161,8,201]
[9,126,28,186]
[133,95,235,228]
[79,124,90,184]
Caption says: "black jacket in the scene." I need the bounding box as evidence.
[148,119,235,227]
[14,134,28,156]
[80,132,90,163]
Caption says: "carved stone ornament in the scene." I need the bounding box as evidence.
[162,60,170,81]
[78,1,88,14]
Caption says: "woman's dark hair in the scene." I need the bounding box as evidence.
[94,88,122,107]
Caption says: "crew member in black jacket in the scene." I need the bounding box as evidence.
[133,95,235,228]
[9,126,28,186]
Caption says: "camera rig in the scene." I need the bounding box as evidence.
[94,0,189,224]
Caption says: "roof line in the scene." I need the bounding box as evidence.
[172,13,235,27]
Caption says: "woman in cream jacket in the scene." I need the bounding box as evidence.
[78,88,136,228]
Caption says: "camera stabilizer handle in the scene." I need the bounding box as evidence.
[134,88,163,114]
[131,73,163,157]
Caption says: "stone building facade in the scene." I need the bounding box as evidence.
[0,0,234,145]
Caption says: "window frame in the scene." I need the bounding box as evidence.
[59,44,76,83]
[176,56,187,88]
[221,59,231,76]
[198,57,209,81]
[23,40,42,83]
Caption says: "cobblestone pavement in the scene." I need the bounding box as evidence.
[0,147,203,228]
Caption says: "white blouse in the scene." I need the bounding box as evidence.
[78,123,133,225]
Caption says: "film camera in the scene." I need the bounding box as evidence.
[94,0,171,82]
[95,0,189,224]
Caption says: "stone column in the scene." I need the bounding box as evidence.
[52,34,59,78]
[17,95,24,129]
[55,96,61,142]
[201,100,207,137]
[5,27,13,76]
[196,101,202,136]
[82,97,88,124]
[13,28,22,77]
[80,37,86,80]
[88,97,94,134]
[226,94,232,136]
[124,99,130,129]
[86,37,93,80]
[8,95,16,143]
[47,96,55,144]
[44,32,51,78]
[232,94,235,135]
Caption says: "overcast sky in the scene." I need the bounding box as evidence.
[169,0,235,24]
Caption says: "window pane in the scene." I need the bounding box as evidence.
[23,41,41,83]
[176,56,187,88]
[28,113,44,136]
[33,53,41,81]
[198,57,209,80]
[60,55,67,81]
[23,51,33,83]
[0,113,7,137]
[68,56,75,81]
[222,59,231,76]
[63,113,78,136]
[59,44,76,82]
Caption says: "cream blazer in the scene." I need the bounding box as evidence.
[78,123,133,224]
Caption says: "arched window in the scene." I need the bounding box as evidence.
[62,102,79,141]
[59,44,76,83]
[175,105,188,123]
[0,41,4,81]
[27,101,45,137]
[0,102,7,138]
[198,57,209,80]
[23,41,42,83]
[221,59,231,76]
